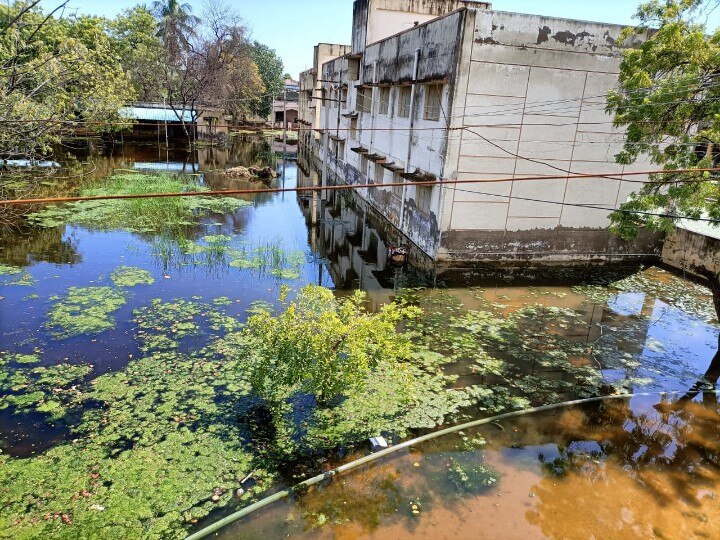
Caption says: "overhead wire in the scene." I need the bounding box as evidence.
[2,168,720,225]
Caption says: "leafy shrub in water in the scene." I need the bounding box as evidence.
[244,286,421,405]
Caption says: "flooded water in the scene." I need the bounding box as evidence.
[231,393,720,539]
[0,137,718,538]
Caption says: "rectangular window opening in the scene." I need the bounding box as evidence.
[398,86,412,118]
[423,84,443,121]
[379,87,390,115]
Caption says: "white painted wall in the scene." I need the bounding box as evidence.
[443,9,653,235]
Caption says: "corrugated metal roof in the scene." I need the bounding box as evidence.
[120,106,193,123]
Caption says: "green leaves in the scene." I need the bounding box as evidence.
[110,266,155,288]
[244,286,420,405]
[28,173,249,237]
[607,0,720,238]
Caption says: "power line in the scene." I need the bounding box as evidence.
[2,168,719,226]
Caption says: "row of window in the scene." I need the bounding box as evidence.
[325,144,434,213]
[330,83,444,121]
[359,155,433,213]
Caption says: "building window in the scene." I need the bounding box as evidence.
[392,171,403,197]
[423,84,443,121]
[398,86,412,118]
[374,163,384,185]
[341,87,348,107]
[348,58,360,81]
[337,140,345,160]
[357,86,372,114]
[416,185,433,213]
[350,118,358,140]
[379,87,391,115]
[361,155,369,179]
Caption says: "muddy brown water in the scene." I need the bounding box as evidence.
[224,394,720,539]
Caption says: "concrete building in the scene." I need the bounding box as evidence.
[299,44,353,164]
[302,0,658,267]
[269,79,300,128]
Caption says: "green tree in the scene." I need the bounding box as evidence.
[244,286,420,405]
[108,6,164,102]
[607,0,720,394]
[250,41,285,118]
[607,0,720,241]
[0,1,132,163]
[151,0,198,59]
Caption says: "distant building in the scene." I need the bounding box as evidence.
[120,102,227,140]
[269,79,301,128]
[299,0,658,267]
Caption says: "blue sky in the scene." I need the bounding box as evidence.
[57,0,720,77]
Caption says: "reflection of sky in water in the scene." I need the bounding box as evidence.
[636,299,718,392]
[601,294,718,397]
[0,160,333,376]
[607,291,646,316]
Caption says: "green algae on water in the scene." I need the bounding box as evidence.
[0,264,23,276]
[47,286,126,338]
[27,173,250,235]
[0,353,93,420]
[110,266,155,287]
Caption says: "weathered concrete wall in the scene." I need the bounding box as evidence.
[441,228,663,266]
[299,44,351,163]
[438,9,656,263]
[320,11,466,257]
[317,4,658,265]
[662,227,720,276]
[353,0,491,54]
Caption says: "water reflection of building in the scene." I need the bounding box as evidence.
[298,153,438,285]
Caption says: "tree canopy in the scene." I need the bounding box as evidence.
[0,0,280,162]
[250,41,285,119]
[0,2,133,161]
[607,0,720,240]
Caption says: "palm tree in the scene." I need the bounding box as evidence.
[151,0,199,57]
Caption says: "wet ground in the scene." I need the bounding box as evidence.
[0,138,718,538]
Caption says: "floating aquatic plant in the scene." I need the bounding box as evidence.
[27,173,249,236]
[227,239,306,280]
[0,264,23,276]
[110,266,155,287]
[47,286,126,338]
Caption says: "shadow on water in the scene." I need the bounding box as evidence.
[222,394,720,539]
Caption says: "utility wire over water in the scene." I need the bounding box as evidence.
[3,167,720,225]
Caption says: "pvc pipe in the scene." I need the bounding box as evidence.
[185,389,716,539]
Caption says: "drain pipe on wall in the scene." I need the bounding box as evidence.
[399,47,421,231]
